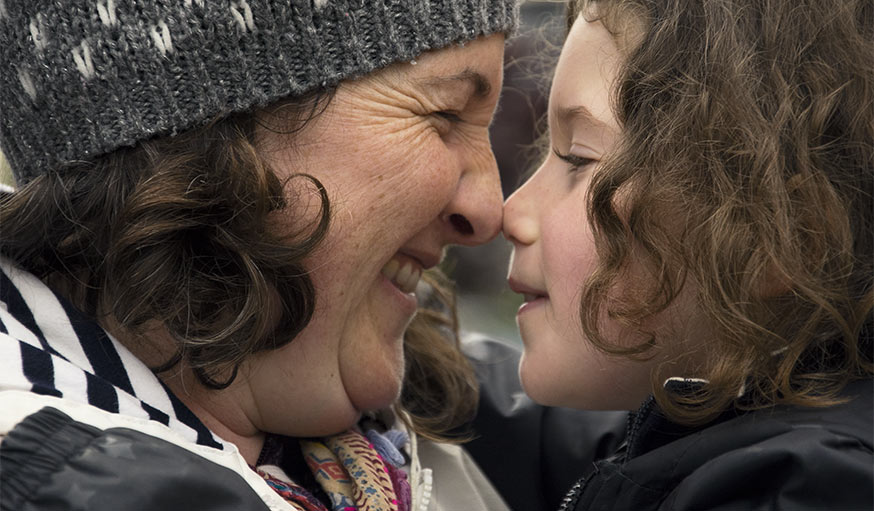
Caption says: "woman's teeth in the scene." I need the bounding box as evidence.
[381,258,422,294]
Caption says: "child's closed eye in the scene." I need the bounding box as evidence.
[552,147,596,172]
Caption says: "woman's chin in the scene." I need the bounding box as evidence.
[340,342,406,414]
[347,377,403,415]
[290,407,363,438]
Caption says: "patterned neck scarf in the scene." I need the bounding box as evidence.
[255,428,411,511]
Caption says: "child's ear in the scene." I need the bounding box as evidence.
[754,173,814,300]
[755,263,792,299]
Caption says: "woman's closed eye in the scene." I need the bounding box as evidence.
[552,147,596,172]
[431,110,463,137]
[435,110,463,123]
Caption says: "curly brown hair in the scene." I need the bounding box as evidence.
[568,0,874,424]
[0,91,478,438]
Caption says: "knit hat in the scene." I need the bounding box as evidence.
[0,0,518,184]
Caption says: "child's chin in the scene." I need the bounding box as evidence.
[519,361,575,407]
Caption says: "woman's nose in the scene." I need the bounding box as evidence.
[441,147,503,246]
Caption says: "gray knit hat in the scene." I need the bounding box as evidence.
[0,0,518,184]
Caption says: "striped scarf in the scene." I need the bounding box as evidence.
[0,257,227,450]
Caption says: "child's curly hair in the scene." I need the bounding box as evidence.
[571,0,873,424]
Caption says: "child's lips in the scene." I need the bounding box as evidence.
[517,294,547,316]
[508,278,548,301]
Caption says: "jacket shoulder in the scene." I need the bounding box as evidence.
[665,424,873,510]
[663,381,874,510]
[0,407,272,511]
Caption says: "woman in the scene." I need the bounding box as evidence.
[0,1,518,509]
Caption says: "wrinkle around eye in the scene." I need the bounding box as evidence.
[429,111,459,137]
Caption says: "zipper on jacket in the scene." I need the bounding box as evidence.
[558,397,656,510]
[624,395,655,461]
[557,473,588,511]
[558,458,609,511]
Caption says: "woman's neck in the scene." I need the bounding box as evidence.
[106,320,267,465]
[164,376,267,464]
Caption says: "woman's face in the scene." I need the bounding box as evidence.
[504,16,692,410]
[247,34,506,436]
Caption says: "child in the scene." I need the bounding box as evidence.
[503,0,873,509]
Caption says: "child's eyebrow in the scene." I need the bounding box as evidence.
[553,104,610,131]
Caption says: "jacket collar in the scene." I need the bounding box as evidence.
[624,378,738,461]
[0,257,226,449]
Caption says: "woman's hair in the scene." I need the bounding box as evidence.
[401,271,479,441]
[569,0,874,424]
[0,90,479,438]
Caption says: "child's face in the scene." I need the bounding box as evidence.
[504,14,676,410]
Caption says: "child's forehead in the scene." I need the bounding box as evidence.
[573,2,648,57]
[549,16,623,136]
[556,14,624,90]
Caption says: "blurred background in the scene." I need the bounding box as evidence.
[445,0,565,344]
[0,0,567,345]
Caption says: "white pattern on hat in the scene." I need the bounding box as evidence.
[17,68,37,101]
[230,1,254,32]
[150,20,174,56]
[29,14,48,51]
[72,41,95,79]
[97,0,118,27]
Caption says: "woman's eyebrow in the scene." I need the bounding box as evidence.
[420,69,493,99]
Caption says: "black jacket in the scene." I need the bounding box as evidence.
[563,377,873,511]
[1,407,271,511]
[464,336,874,511]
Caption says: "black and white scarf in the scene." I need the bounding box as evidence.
[0,257,227,450]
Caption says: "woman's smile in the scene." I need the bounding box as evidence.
[381,252,431,294]
[378,252,432,318]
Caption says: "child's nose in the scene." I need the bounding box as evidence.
[502,182,539,246]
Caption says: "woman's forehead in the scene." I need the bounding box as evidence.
[373,34,505,102]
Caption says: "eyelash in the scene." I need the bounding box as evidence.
[553,147,595,172]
